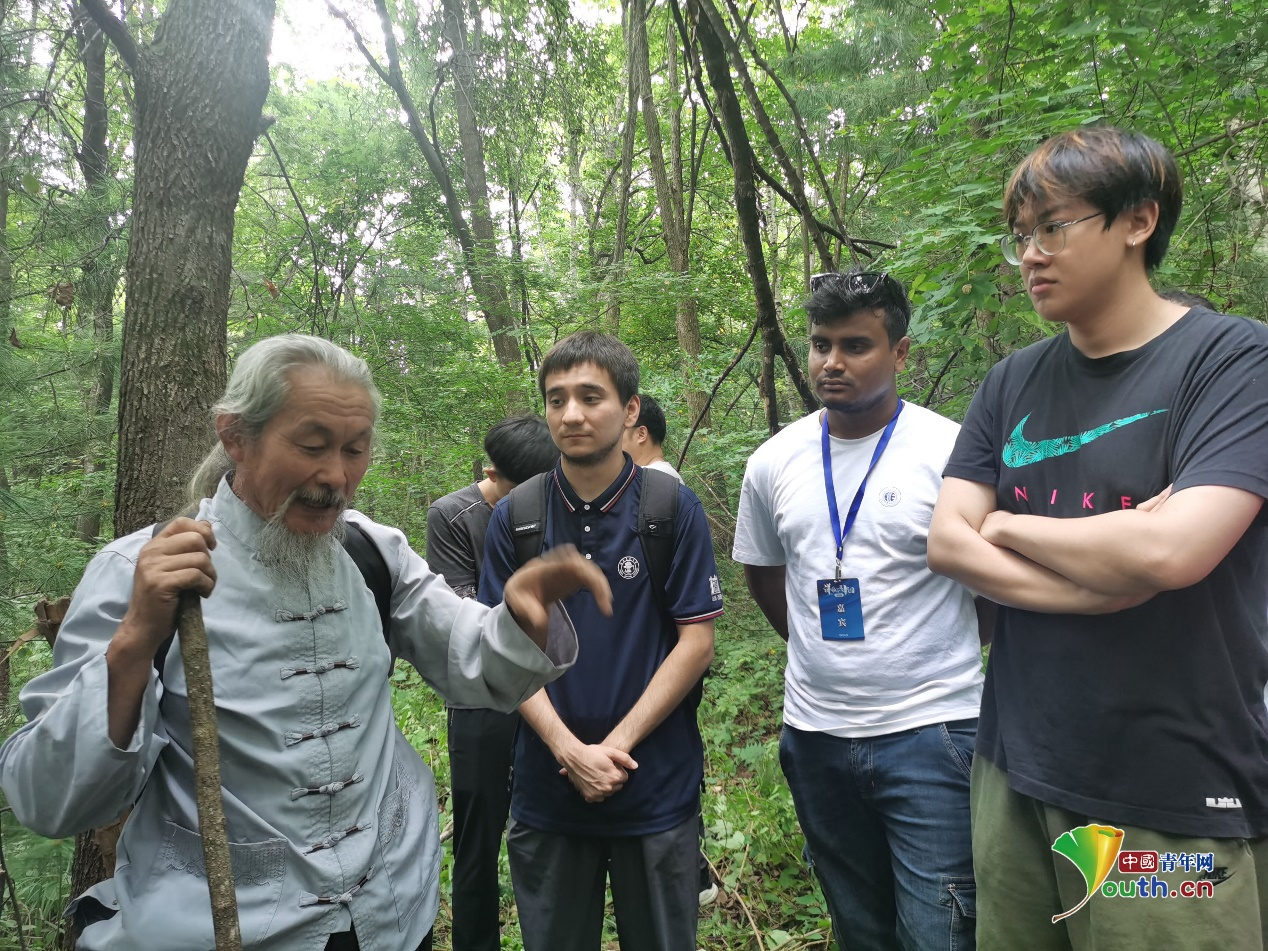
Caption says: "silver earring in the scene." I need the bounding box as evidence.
[1130,240,1136,247]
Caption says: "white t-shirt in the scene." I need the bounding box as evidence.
[644,459,684,482]
[733,403,983,737]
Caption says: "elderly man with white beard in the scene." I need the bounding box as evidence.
[0,334,609,951]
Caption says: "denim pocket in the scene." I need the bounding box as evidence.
[939,722,975,781]
[941,876,976,951]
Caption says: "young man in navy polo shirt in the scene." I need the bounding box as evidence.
[479,332,722,951]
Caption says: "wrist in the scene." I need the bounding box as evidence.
[983,511,1018,547]
[109,615,164,667]
[552,734,586,767]
[603,731,632,755]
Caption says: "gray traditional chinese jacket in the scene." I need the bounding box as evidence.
[0,479,576,949]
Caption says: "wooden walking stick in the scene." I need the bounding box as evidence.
[176,590,243,951]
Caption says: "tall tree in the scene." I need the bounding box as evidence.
[606,1,639,330]
[70,4,121,544]
[438,0,521,371]
[79,0,276,533]
[687,0,815,433]
[329,0,525,385]
[628,0,710,428]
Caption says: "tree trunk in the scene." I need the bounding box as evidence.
[80,0,277,533]
[507,177,536,371]
[72,4,120,543]
[564,118,593,274]
[688,0,815,434]
[439,0,521,373]
[722,0,850,260]
[629,0,709,427]
[606,0,640,331]
[704,0,833,271]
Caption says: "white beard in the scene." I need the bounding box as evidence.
[256,497,348,592]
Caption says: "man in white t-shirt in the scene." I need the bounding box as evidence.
[733,270,986,951]
[622,394,684,483]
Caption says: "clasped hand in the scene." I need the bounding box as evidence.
[558,743,638,803]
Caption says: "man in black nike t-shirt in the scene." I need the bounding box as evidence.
[928,126,1268,950]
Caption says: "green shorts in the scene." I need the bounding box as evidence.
[971,755,1268,951]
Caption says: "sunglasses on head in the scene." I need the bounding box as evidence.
[809,271,895,295]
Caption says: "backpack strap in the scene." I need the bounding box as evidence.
[150,516,394,678]
[342,519,393,643]
[635,467,680,618]
[507,472,552,567]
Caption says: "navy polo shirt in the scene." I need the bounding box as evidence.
[479,454,724,836]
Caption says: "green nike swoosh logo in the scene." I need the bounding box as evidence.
[1002,409,1168,468]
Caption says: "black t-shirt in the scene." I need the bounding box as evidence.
[944,309,1268,837]
[425,483,492,599]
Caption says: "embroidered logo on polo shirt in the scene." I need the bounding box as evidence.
[879,486,901,506]
[617,556,640,580]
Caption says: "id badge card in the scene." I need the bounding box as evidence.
[818,578,864,641]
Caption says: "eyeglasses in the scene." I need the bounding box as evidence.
[1000,212,1105,265]
[809,271,895,294]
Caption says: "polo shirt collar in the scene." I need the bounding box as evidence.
[552,453,638,514]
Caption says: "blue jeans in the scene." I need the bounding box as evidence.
[779,720,978,951]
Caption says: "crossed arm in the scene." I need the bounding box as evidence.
[517,620,715,803]
[927,478,1262,613]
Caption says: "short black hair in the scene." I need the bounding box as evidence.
[1004,125,1183,271]
[484,415,559,486]
[634,394,667,446]
[1159,288,1216,311]
[806,270,911,345]
[537,331,640,405]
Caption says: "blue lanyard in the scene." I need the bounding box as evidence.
[821,401,903,581]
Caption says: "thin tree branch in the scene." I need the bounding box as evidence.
[323,1,393,87]
[725,0,849,254]
[921,346,962,408]
[176,594,242,950]
[76,0,139,71]
[668,0,886,260]
[1173,116,1268,158]
[262,131,324,316]
[676,313,761,468]
[0,815,30,950]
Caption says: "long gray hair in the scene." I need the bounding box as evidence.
[187,335,382,506]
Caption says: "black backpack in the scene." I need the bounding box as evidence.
[150,518,392,675]
[506,466,680,617]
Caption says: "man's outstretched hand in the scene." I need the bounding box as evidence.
[503,544,612,651]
